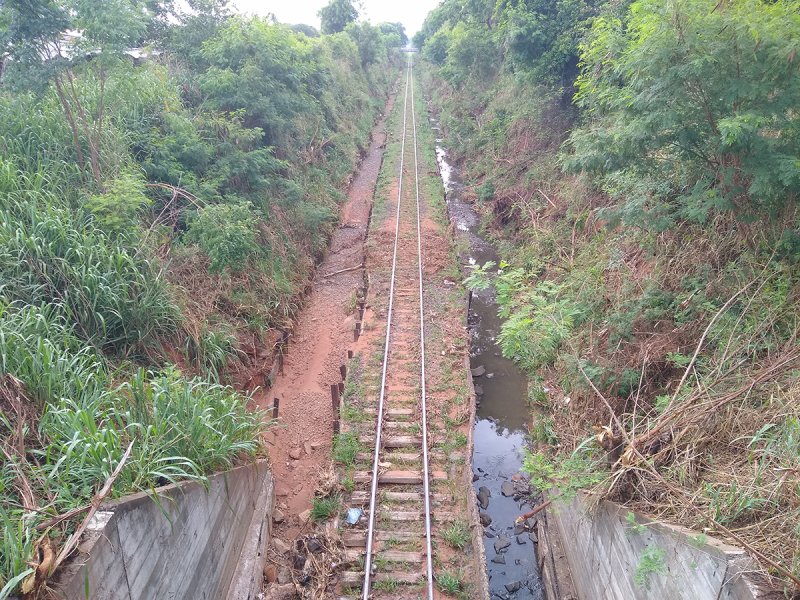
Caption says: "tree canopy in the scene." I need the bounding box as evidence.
[318,0,359,34]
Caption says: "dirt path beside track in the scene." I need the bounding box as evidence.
[255,86,398,545]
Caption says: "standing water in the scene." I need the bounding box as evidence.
[430,117,544,599]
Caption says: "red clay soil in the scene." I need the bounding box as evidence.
[254,90,397,543]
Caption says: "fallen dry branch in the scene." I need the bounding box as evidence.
[322,263,363,278]
[580,367,800,592]
[515,499,553,523]
[52,441,133,572]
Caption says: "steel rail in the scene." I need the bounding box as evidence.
[410,54,435,600]
[361,53,435,600]
[361,55,412,600]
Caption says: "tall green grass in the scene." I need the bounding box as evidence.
[0,159,179,352]
[0,302,263,591]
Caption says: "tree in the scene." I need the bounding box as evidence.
[318,0,358,34]
[567,0,800,227]
[2,0,150,188]
[290,23,320,37]
[378,22,408,46]
[346,22,384,66]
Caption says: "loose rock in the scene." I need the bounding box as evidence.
[479,512,492,526]
[529,531,538,543]
[303,442,313,456]
[299,508,312,524]
[471,365,486,377]
[477,486,491,509]
[505,581,522,593]
[490,555,506,565]
[264,583,296,600]
[516,535,527,545]
[263,563,278,583]
[288,447,302,460]
[272,538,290,555]
[494,536,511,553]
[501,481,515,497]
[277,568,292,585]
[272,509,285,524]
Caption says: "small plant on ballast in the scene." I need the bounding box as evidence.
[311,495,341,522]
[436,569,464,594]
[441,520,471,550]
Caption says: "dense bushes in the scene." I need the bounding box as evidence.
[419,0,800,588]
[0,0,399,594]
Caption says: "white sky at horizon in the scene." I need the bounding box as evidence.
[233,0,440,37]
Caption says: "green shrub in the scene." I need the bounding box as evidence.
[187,202,259,273]
[85,172,152,238]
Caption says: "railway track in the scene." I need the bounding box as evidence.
[340,55,449,599]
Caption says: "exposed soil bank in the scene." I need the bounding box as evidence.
[254,87,396,544]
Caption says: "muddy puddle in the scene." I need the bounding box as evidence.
[431,118,544,600]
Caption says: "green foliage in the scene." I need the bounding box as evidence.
[345,22,386,67]
[441,520,471,550]
[184,327,237,382]
[635,546,667,589]
[522,445,605,500]
[496,277,584,372]
[705,481,771,526]
[0,302,262,589]
[463,260,496,291]
[318,0,358,34]
[187,202,258,273]
[332,432,361,465]
[477,180,495,202]
[378,22,408,47]
[625,512,648,536]
[568,0,800,225]
[0,162,179,350]
[436,569,464,594]
[0,4,396,594]
[85,172,152,238]
[311,495,341,521]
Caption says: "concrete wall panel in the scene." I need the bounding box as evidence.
[56,460,273,600]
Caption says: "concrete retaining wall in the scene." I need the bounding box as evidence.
[55,460,274,600]
[547,493,780,600]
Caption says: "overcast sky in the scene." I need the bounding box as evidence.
[233,0,440,37]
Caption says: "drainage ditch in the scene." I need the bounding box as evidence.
[430,115,545,600]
